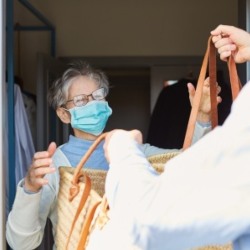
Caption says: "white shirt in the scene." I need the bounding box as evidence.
[94,81,250,250]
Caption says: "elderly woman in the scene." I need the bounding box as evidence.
[6,61,220,250]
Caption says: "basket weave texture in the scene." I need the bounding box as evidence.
[193,245,232,250]
[56,151,233,250]
[55,167,103,250]
[148,151,180,173]
[83,168,107,197]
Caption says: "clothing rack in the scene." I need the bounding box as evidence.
[6,0,56,210]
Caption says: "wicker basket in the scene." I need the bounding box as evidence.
[56,167,102,250]
[194,245,232,250]
[66,150,232,250]
[148,151,180,173]
[58,167,107,197]
[83,168,107,197]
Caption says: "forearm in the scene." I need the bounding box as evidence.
[191,121,211,144]
[140,143,179,158]
[139,121,210,158]
[6,180,46,250]
[106,131,159,210]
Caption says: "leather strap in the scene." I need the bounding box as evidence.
[227,56,242,100]
[66,174,91,249]
[77,201,102,250]
[69,132,108,200]
[209,39,218,129]
[65,133,108,248]
[182,36,241,150]
[77,195,109,249]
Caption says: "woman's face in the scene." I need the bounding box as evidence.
[60,75,107,140]
[66,76,99,109]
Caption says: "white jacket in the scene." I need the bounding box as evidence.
[89,82,250,250]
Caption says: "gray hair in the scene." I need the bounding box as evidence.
[47,61,110,109]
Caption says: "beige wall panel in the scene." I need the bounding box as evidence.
[14,0,238,92]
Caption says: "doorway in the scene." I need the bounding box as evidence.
[103,67,151,141]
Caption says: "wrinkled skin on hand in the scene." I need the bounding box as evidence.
[187,77,222,123]
[24,142,57,193]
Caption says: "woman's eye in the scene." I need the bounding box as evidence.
[93,94,102,99]
[75,99,83,105]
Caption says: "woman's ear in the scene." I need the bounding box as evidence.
[56,107,71,124]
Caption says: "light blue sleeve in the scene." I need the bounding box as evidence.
[140,122,211,157]
[52,146,71,167]
[191,121,211,144]
[234,236,250,250]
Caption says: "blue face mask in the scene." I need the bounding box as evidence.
[67,100,112,136]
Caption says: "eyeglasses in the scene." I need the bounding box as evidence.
[66,87,107,107]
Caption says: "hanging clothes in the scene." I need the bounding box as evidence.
[22,91,37,147]
[14,83,35,184]
[146,73,232,149]
[5,83,35,219]
[146,78,196,149]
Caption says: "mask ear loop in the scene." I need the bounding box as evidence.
[56,106,71,124]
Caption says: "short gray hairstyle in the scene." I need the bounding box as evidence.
[47,61,110,109]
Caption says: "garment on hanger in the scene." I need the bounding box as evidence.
[146,73,232,149]
[146,78,196,149]
[22,91,37,147]
[14,84,35,184]
[5,83,35,218]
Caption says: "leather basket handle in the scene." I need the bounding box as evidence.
[182,36,242,150]
[69,132,108,201]
[65,133,108,248]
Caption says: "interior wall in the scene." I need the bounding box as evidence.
[104,68,150,141]
[38,0,238,56]
[14,0,238,94]
[12,0,239,147]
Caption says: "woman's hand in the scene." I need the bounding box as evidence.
[24,142,57,193]
[187,77,222,123]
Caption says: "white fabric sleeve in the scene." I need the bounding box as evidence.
[105,131,159,211]
[6,180,44,250]
[103,81,250,250]
[5,148,64,250]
